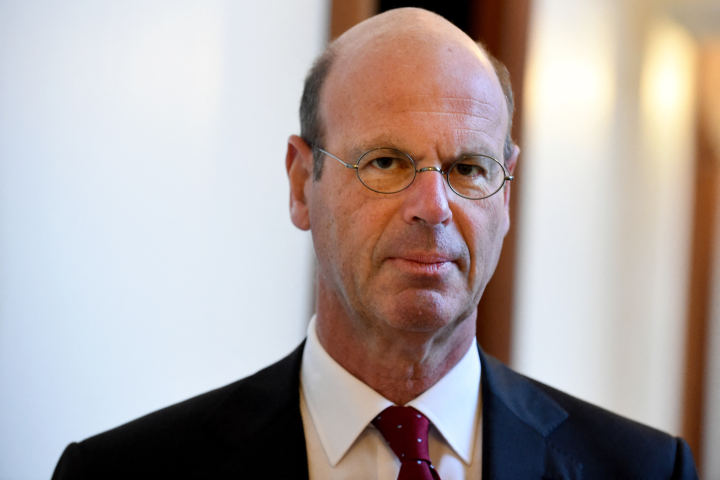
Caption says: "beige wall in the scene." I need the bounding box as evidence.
[514,0,699,437]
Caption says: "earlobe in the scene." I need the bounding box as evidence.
[286,135,313,231]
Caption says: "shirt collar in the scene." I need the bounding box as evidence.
[300,315,481,466]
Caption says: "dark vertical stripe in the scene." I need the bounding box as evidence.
[681,46,720,468]
[471,0,531,365]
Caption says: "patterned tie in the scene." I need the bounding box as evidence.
[372,406,441,480]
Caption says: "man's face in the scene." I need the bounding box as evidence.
[293,35,515,337]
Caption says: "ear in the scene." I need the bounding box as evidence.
[286,135,314,231]
[501,144,520,232]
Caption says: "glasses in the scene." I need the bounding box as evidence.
[317,147,514,200]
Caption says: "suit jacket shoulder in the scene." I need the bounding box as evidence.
[479,349,698,480]
[51,343,309,480]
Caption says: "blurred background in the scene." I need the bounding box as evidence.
[0,0,718,478]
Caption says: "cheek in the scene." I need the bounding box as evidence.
[310,183,392,273]
[462,200,506,271]
[341,198,399,277]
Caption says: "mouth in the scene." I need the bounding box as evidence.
[385,253,457,276]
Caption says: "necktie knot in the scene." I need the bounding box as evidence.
[372,406,440,480]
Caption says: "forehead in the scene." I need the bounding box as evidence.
[320,32,508,158]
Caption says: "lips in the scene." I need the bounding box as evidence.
[393,253,453,264]
[385,253,457,275]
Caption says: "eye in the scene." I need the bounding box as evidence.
[357,148,414,177]
[371,157,399,170]
[454,162,487,177]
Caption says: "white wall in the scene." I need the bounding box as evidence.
[514,0,697,436]
[0,1,327,478]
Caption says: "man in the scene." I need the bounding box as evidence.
[52,8,698,480]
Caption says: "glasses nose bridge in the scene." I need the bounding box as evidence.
[416,166,445,175]
[414,165,450,186]
[411,165,452,194]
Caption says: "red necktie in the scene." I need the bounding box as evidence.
[372,406,441,480]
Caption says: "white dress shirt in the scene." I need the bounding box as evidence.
[300,316,482,480]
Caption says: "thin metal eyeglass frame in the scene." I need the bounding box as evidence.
[316,147,514,200]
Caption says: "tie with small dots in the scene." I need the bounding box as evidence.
[372,406,441,480]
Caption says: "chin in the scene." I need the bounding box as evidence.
[380,290,472,333]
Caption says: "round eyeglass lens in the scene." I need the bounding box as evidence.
[356,148,416,194]
[448,155,506,199]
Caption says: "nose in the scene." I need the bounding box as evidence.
[401,167,453,226]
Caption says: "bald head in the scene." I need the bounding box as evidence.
[330,8,486,71]
[300,8,515,179]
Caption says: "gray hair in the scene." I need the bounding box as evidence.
[299,46,336,181]
[299,42,515,180]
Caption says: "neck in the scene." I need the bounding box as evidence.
[315,303,476,406]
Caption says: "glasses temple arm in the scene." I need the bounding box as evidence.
[317,148,358,169]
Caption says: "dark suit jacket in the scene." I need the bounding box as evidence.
[52,343,698,479]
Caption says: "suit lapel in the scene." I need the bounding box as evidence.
[479,348,583,480]
[202,343,309,479]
